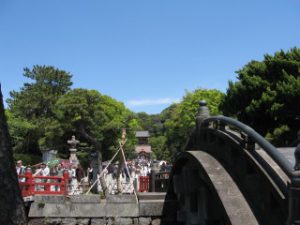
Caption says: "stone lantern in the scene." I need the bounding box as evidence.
[67,135,80,167]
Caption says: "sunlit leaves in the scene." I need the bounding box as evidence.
[221,47,300,146]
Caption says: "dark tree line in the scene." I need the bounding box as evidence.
[221,47,300,146]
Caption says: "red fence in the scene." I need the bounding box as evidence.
[18,170,70,197]
[139,176,150,192]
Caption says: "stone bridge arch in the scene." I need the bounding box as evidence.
[162,102,300,225]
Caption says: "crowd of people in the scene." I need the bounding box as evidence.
[16,160,85,192]
[16,158,172,194]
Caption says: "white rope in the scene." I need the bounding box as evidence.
[118,140,139,204]
[85,141,126,194]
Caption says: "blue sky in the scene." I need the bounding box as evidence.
[1,0,299,114]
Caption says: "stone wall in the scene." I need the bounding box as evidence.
[29,217,161,225]
[27,194,171,225]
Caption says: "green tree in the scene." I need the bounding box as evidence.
[149,135,170,161]
[5,110,36,153]
[220,47,300,146]
[7,65,73,154]
[47,88,133,154]
[44,88,137,191]
[163,89,224,159]
[136,112,163,136]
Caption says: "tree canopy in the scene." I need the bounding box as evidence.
[7,65,73,155]
[220,47,300,146]
[162,89,224,157]
[46,88,138,158]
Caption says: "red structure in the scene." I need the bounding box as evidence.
[18,169,70,197]
[139,176,150,192]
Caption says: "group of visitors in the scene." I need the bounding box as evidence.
[16,160,86,193]
[16,158,172,194]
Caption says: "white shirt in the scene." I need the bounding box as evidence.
[16,166,24,175]
[42,166,50,176]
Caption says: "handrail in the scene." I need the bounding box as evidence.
[18,170,70,197]
[201,116,295,178]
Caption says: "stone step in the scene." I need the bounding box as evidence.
[137,192,166,200]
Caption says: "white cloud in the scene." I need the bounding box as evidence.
[127,98,180,107]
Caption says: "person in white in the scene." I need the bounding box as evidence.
[16,160,25,182]
[40,163,50,176]
[33,162,49,190]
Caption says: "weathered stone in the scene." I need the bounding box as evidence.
[77,218,90,225]
[68,195,101,203]
[196,100,210,129]
[107,218,114,225]
[133,218,139,225]
[114,217,133,225]
[61,218,76,225]
[28,219,45,225]
[139,200,164,216]
[151,218,161,225]
[91,218,107,225]
[46,218,62,225]
[106,194,136,203]
[34,195,65,203]
[137,193,166,201]
[29,202,106,218]
[106,203,139,217]
[138,217,151,225]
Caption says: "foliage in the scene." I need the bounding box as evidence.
[77,151,90,170]
[220,47,300,146]
[162,89,225,158]
[149,135,170,161]
[6,110,37,153]
[46,88,137,161]
[133,89,224,161]
[136,112,163,136]
[7,65,73,154]
[13,153,41,166]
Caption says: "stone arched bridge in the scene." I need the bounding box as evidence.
[163,110,300,225]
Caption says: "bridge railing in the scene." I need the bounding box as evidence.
[154,172,170,192]
[18,169,70,197]
[139,176,150,192]
[194,101,300,224]
[201,116,296,178]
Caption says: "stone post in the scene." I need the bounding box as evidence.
[150,162,160,192]
[67,135,80,167]
[196,100,210,131]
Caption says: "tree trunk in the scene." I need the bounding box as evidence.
[0,86,27,225]
[78,127,107,194]
[96,148,108,195]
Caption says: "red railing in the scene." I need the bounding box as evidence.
[18,169,70,197]
[139,176,150,192]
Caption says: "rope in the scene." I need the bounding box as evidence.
[118,140,139,204]
[85,140,126,194]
